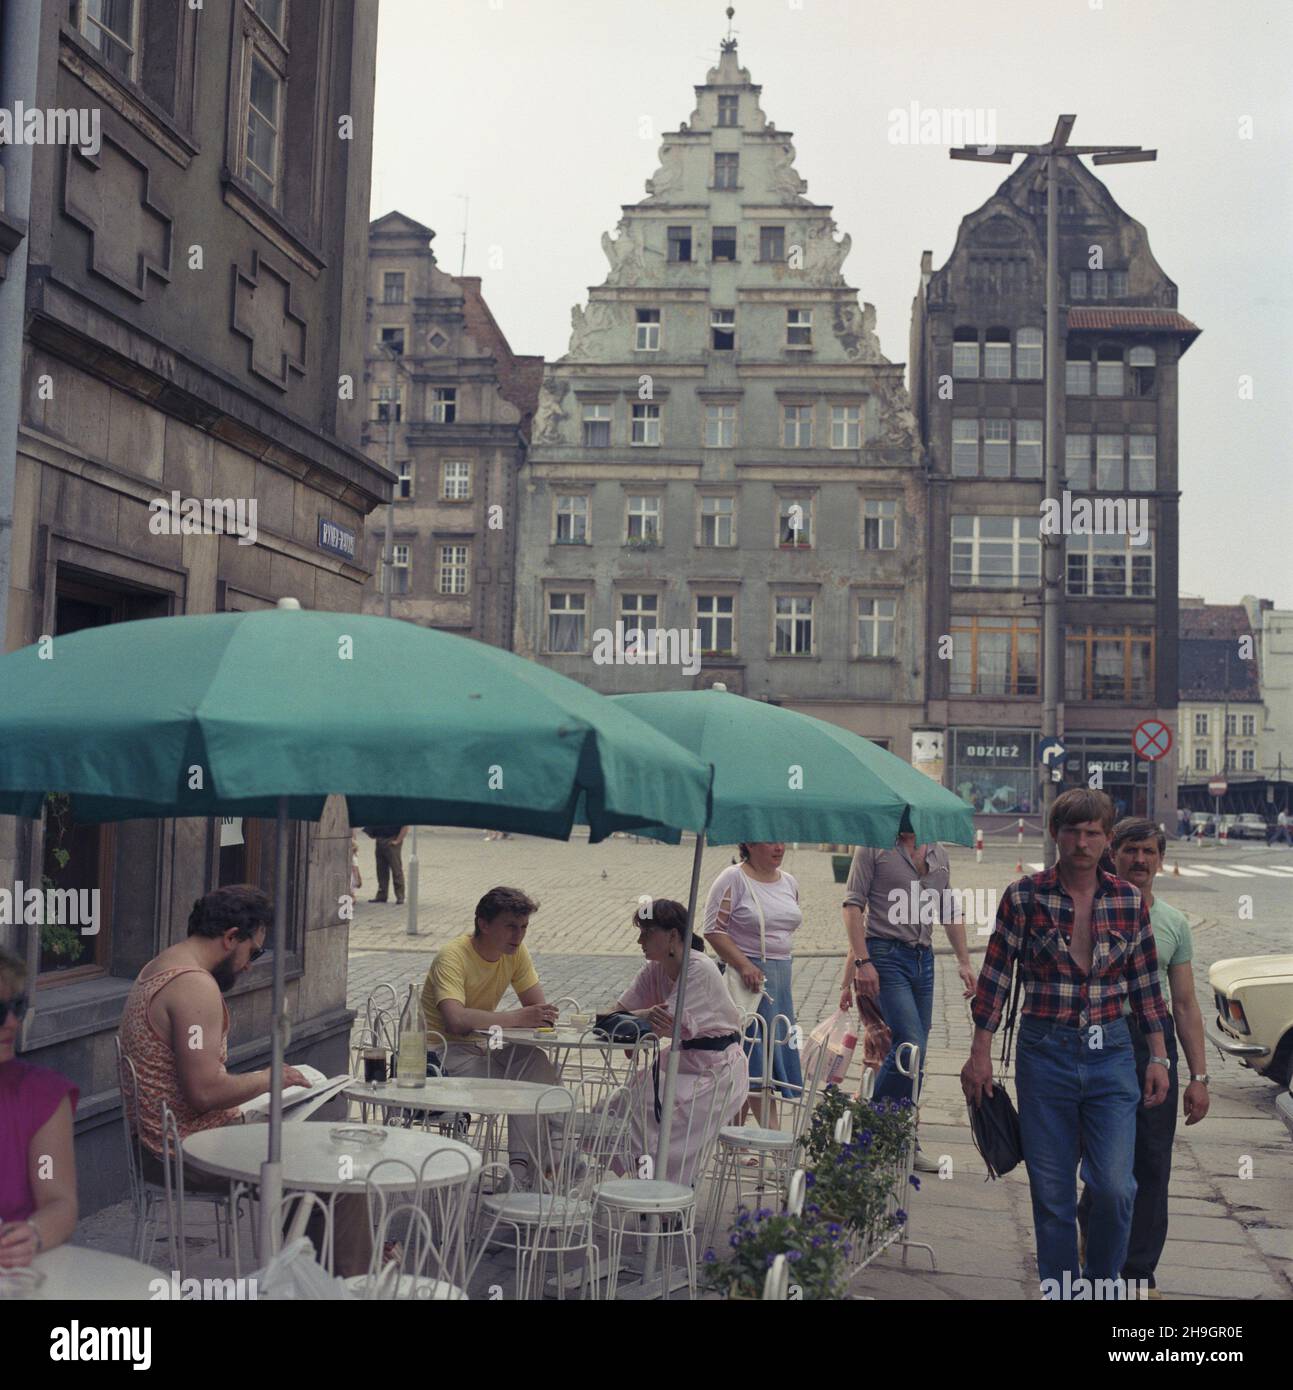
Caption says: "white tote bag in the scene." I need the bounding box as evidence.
[724,874,768,1015]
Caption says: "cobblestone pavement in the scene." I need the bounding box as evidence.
[73,831,1293,1299]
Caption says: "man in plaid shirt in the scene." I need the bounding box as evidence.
[961,789,1170,1297]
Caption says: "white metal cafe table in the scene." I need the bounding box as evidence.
[344,1077,572,1165]
[472,1027,658,1081]
[11,1245,160,1301]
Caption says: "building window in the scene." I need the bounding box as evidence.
[1193,745,1209,771]
[704,403,736,448]
[700,495,735,547]
[774,596,814,655]
[951,515,1041,588]
[441,460,471,501]
[952,329,979,378]
[374,385,402,423]
[438,544,469,595]
[759,226,786,262]
[696,594,735,654]
[626,495,661,544]
[830,405,861,449]
[383,543,410,596]
[547,592,587,653]
[1224,748,1237,772]
[983,330,1012,380]
[1225,713,1237,736]
[778,497,813,548]
[1096,434,1123,490]
[717,94,739,126]
[1194,712,1209,736]
[635,309,661,351]
[863,499,897,551]
[783,405,813,448]
[383,271,405,304]
[1241,748,1256,771]
[1064,626,1154,702]
[1096,346,1123,396]
[1016,328,1043,379]
[554,495,589,544]
[1070,271,1087,300]
[711,308,735,350]
[1065,433,1091,490]
[1110,270,1128,297]
[951,419,978,477]
[1242,714,1256,736]
[950,617,1039,696]
[1066,533,1155,598]
[712,226,738,261]
[1089,270,1108,301]
[786,309,813,348]
[581,402,611,448]
[1065,353,1091,396]
[857,597,897,657]
[380,327,405,355]
[1016,420,1043,479]
[631,402,661,446]
[77,0,140,81]
[983,419,1011,478]
[396,460,413,501]
[237,1,289,205]
[618,592,659,644]
[1129,346,1156,397]
[667,226,692,263]
[430,388,456,423]
[1128,434,1156,491]
[714,152,739,189]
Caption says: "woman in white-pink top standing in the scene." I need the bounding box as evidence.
[703,842,803,1123]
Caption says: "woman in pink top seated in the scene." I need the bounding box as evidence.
[0,946,79,1267]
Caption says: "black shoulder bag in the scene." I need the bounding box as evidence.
[966,880,1033,1180]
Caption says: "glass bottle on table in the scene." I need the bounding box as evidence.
[396,983,427,1089]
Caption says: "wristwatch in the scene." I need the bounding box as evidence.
[1146,1056,1171,1069]
[853,956,871,970]
[1190,1073,1210,1085]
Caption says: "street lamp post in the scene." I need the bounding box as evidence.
[951,118,1156,866]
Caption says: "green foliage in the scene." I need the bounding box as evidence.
[702,1206,848,1301]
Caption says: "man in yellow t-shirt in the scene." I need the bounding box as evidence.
[421,886,561,1187]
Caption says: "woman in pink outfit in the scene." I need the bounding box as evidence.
[0,946,79,1267]
[606,900,748,1187]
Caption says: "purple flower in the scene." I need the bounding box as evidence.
[811,1236,822,1250]
[729,1233,742,1248]
[909,1175,921,1190]
[804,1172,816,1189]
[786,1249,803,1262]
[765,1253,777,1268]
[805,1202,821,1216]
[827,1222,842,1237]
[703,1249,717,1263]
[893,1209,908,1225]
[736,1208,750,1226]
[756,1207,773,1222]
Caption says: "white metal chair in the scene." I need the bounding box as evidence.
[596,1057,746,1300]
[481,1083,631,1299]
[763,1252,789,1300]
[343,1149,496,1299]
[702,1009,833,1254]
[115,1036,249,1276]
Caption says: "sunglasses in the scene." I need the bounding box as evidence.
[0,995,30,1025]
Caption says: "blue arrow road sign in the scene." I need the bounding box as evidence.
[1039,737,1067,766]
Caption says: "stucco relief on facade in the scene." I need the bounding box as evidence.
[532,377,572,444]
[601,218,652,283]
[566,300,617,361]
[831,300,884,363]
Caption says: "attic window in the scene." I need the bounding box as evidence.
[717,94,738,127]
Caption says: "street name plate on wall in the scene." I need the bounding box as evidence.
[318,517,357,561]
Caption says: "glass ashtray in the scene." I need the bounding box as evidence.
[329,1125,389,1147]
[0,1267,45,1300]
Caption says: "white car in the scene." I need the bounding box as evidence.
[1206,955,1293,1087]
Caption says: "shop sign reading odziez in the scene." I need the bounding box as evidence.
[953,733,1031,766]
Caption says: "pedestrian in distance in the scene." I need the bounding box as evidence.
[364,824,407,903]
[961,788,1171,1299]
[1269,808,1292,846]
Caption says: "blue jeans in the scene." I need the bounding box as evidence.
[869,939,934,1103]
[742,956,803,1098]
[1017,1016,1139,1291]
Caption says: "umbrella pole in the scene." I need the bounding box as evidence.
[653,829,706,1175]
[257,796,289,1261]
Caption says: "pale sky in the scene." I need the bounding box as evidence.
[371,0,1293,610]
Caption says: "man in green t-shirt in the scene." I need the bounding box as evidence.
[1079,817,1212,1295]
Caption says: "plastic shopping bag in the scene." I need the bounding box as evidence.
[255,1236,358,1300]
[804,1009,858,1089]
[855,995,893,1074]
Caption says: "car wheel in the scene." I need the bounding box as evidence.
[1266,1033,1293,1088]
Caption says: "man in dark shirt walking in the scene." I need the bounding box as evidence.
[364,825,407,904]
[961,788,1170,1297]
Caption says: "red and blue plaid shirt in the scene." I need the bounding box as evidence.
[971,865,1169,1035]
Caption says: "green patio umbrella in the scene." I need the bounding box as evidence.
[608,685,973,1178]
[0,603,713,1257]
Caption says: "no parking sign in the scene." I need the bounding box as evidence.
[1132,719,1172,761]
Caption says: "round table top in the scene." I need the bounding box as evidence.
[476,1027,655,1051]
[183,1123,480,1193]
[345,1076,572,1117]
[21,1245,160,1301]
